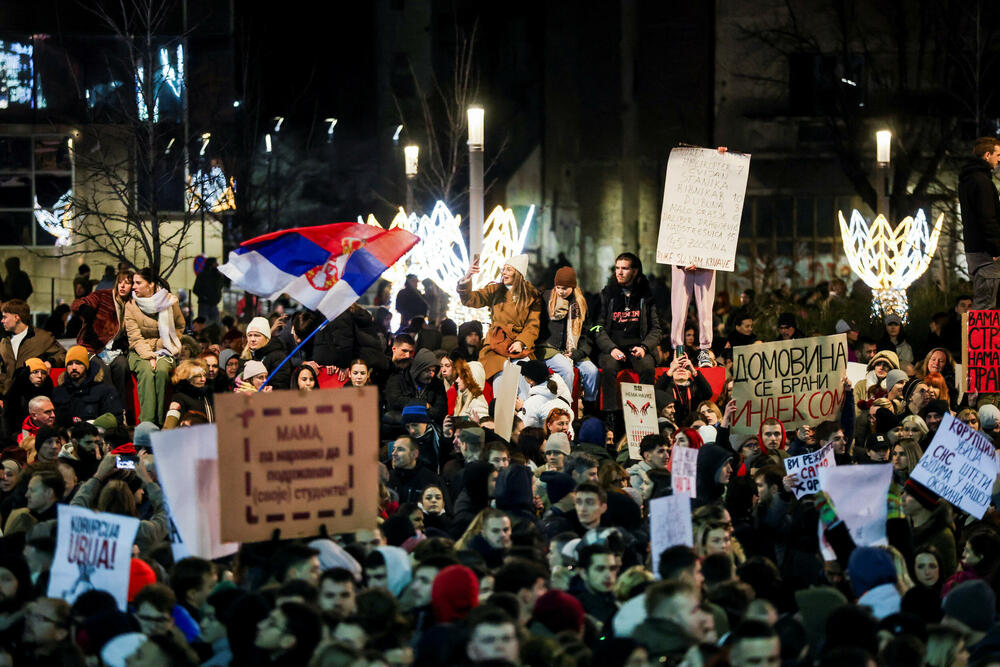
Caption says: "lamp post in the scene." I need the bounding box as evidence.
[467,105,484,259]
[876,129,891,216]
[404,144,419,213]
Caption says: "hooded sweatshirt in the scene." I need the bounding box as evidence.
[385,348,447,422]
[694,444,733,508]
[373,545,412,597]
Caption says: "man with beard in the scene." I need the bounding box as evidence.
[568,543,619,628]
[51,346,124,427]
[593,253,662,422]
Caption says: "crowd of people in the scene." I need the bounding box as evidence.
[0,234,993,667]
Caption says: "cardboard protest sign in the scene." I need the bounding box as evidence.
[784,443,835,499]
[493,361,522,441]
[819,463,892,557]
[656,146,750,271]
[846,362,868,386]
[731,334,849,434]
[622,384,657,460]
[48,505,139,610]
[965,311,1000,392]
[910,413,999,519]
[215,387,379,543]
[152,424,238,560]
[650,494,693,577]
[671,446,697,497]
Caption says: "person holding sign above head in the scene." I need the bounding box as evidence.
[668,146,730,369]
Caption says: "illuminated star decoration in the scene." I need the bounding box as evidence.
[34,189,73,246]
[361,201,534,327]
[187,165,236,214]
[838,208,943,322]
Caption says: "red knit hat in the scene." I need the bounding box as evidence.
[431,564,479,623]
[531,590,584,634]
[128,558,157,602]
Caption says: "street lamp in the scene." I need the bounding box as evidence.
[404,144,419,212]
[467,105,485,259]
[875,129,891,215]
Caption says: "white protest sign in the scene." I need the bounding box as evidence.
[622,384,657,460]
[48,505,139,610]
[656,146,750,271]
[671,446,697,497]
[650,493,693,578]
[784,443,836,499]
[151,424,239,560]
[731,334,849,435]
[846,362,868,386]
[494,361,522,442]
[910,413,999,519]
[819,463,892,553]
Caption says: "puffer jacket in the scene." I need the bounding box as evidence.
[249,337,290,390]
[123,298,185,360]
[51,362,124,427]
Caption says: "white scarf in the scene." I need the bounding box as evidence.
[134,288,181,355]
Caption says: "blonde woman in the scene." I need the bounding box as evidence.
[124,268,185,424]
[899,415,929,442]
[163,359,214,429]
[458,254,542,381]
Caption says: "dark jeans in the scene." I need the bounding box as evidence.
[968,252,1000,310]
[598,351,656,410]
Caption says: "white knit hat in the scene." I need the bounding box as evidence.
[246,316,271,340]
[242,360,267,380]
[505,254,529,277]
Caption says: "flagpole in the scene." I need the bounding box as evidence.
[258,318,330,391]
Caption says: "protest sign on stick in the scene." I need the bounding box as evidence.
[152,424,238,561]
[493,361,522,442]
[731,334,849,434]
[655,146,750,271]
[650,494,693,578]
[784,443,836,499]
[622,384,657,460]
[672,446,697,497]
[818,463,892,560]
[966,310,1000,393]
[215,387,379,542]
[910,413,999,519]
[48,505,139,610]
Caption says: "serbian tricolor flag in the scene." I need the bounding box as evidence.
[219,223,418,320]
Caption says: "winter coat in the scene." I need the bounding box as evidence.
[123,298,185,361]
[959,159,1000,257]
[630,616,699,663]
[2,367,51,436]
[694,444,733,508]
[457,282,542,379]
[453,361,489,420]
[71,477,170,553]
[396,284,428,325]
[384,349,448,422]
[71,289,128,353]
[388,464,441,506]
[312,305,388,372]
[539,288,593,362]
[249,337,290,390]
[592,274,662,354]
[655,372,712,424]
[165,380,215,428]
[0,327,66,396]
[193,266,226,304]
[852,349,900,414]
[51,362,124,427]
[911,504,957,579]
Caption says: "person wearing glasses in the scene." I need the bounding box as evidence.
[774,313,804,341]
[22,597,76,662]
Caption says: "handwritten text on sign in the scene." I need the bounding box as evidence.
[731,334,848,434]
[784,442,836,498]
[672,446,697,497]
[215,387,379,542]
[966,310,1000,392]
[621,384,658,460]
[910,413,999,519]
[656,146,750,271]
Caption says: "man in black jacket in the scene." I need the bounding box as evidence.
[592,253,662,412]
[384,348,447,427]
[959,136,1000,309]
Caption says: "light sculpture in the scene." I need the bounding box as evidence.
[361,201,534,328]
[136,45,184,122]
[34,190,73,246]
[187,164,236,213]
[838,208,943,321]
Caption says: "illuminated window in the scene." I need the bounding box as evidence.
[0,136,72,246]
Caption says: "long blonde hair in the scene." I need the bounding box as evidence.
[506,270,539,306]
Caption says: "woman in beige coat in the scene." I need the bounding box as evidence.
[457,254,542,380]
[124,268,185,424]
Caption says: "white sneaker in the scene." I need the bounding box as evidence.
[697,349,713,367]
